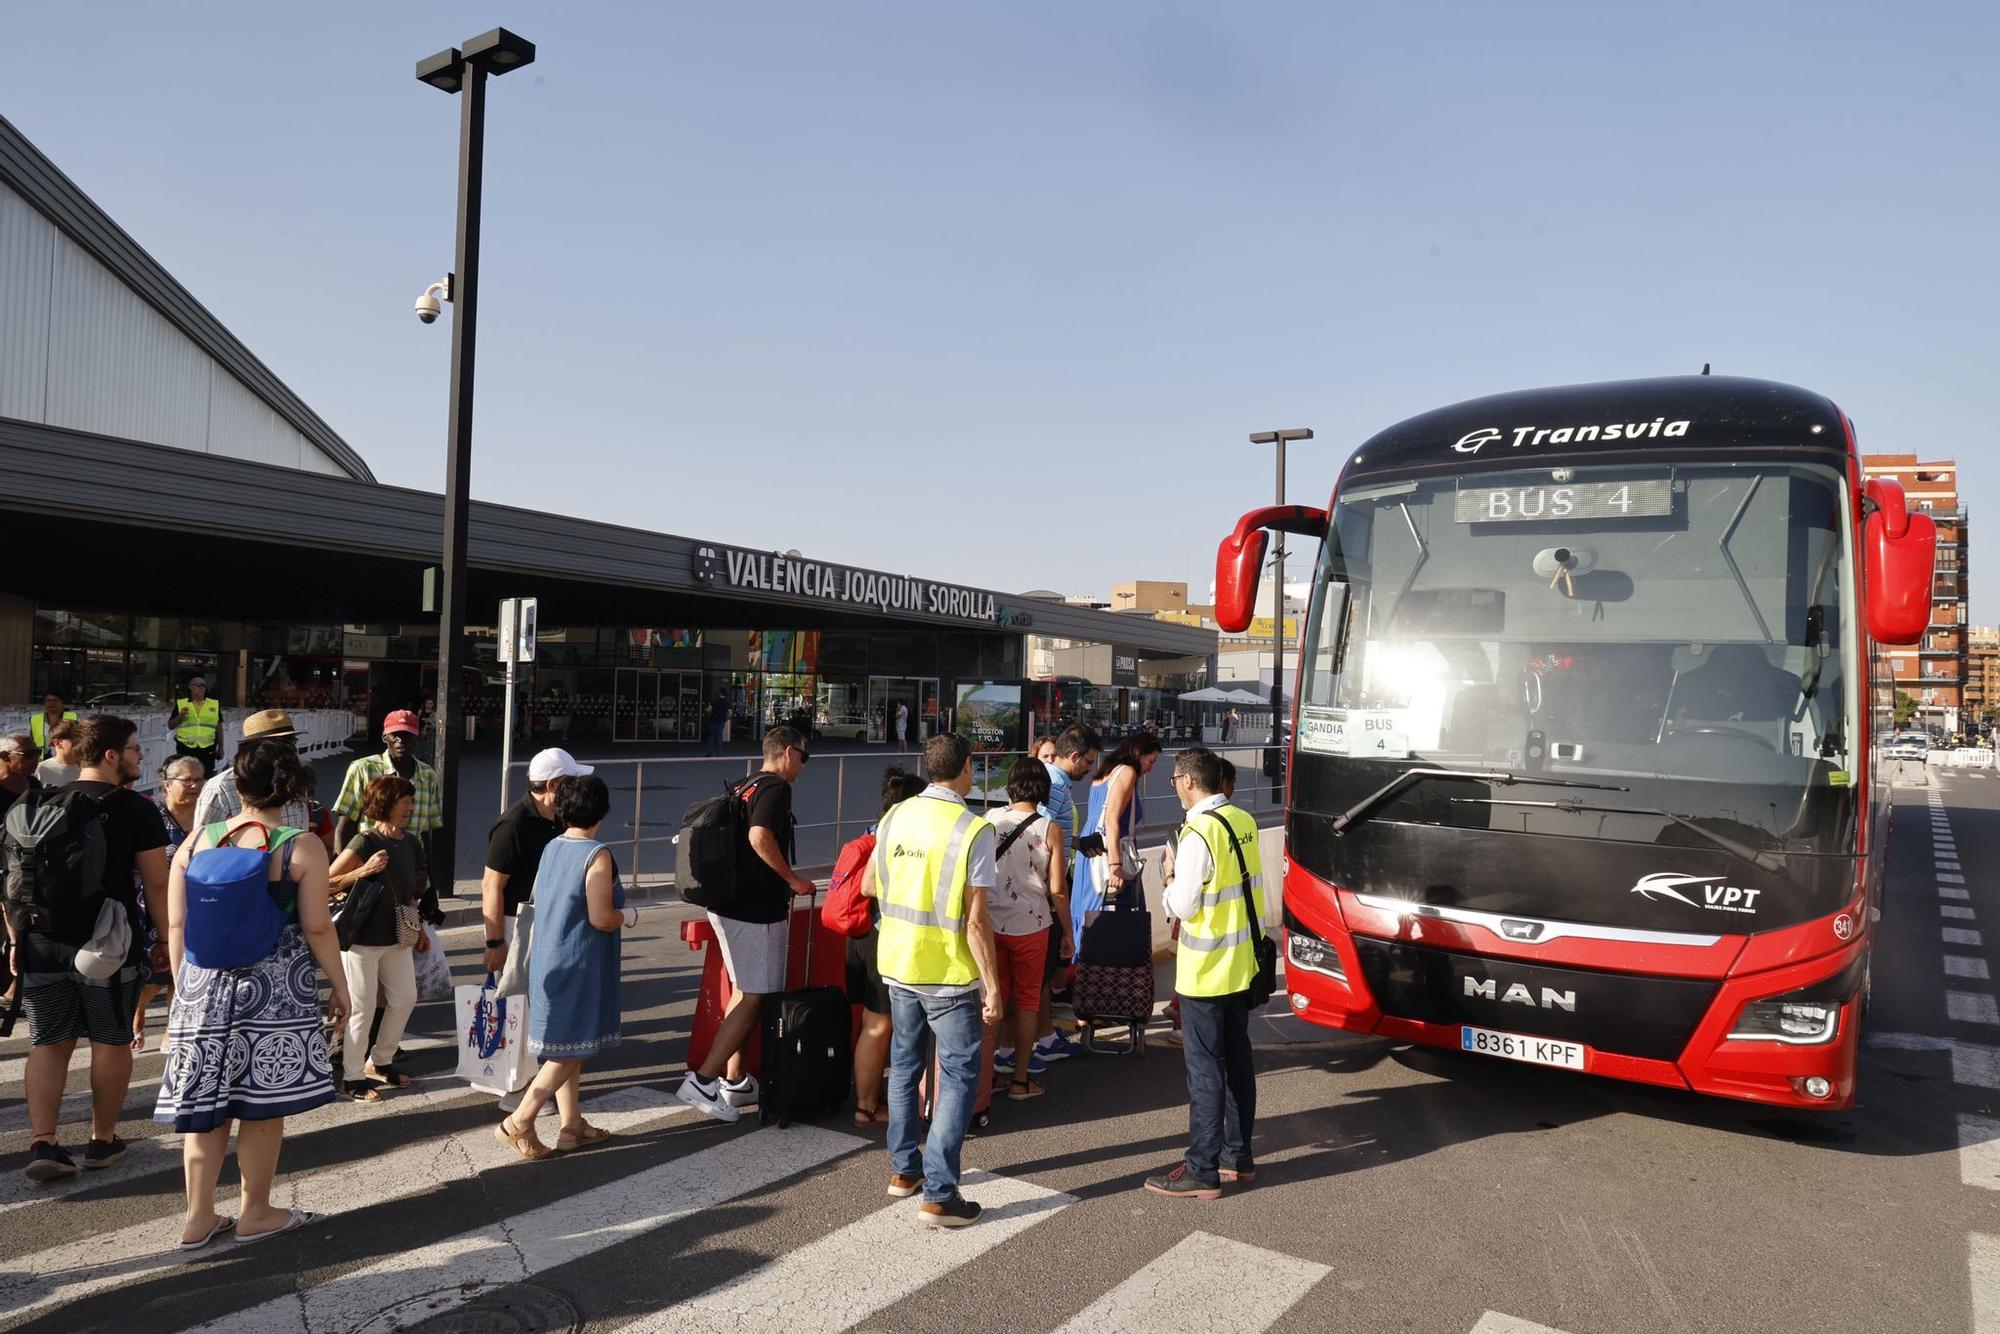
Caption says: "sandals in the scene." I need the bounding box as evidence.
[365,1063,414,1088]
[176,1216,236,1251]
[555,1122,612,1152]
[234,1208,318,1245]
[853,1103,890,1127]
[343,1080,383,1103]
[494,1118,552,1161]
[1008,1078,1045,1102]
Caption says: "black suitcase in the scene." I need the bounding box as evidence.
[761,890,853,1125]
[1073,881,1154,1058]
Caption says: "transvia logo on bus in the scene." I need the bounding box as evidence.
[1463,977,1577,1011]
[1452,418,1693,454]
[1630,872,1762,915]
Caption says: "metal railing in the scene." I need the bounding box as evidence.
[504,743,1288,885]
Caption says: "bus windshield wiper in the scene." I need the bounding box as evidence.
[1331,768,1627,834]
[1450,796,1786,874]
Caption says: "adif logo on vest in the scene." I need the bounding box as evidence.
[1452,419,1693,455]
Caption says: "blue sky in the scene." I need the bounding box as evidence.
[5,4,1994,617]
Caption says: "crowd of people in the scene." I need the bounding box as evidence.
[2,695,1271,1245]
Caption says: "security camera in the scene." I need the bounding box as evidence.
[413,278,450,325]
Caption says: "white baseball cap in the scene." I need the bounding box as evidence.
[527,748,594,783]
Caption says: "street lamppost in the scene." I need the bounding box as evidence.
[1248,428,1313,765]
[415,26,536,899]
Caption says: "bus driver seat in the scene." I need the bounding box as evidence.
[1671,643,1801,726]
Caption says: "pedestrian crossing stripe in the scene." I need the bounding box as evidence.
[1471,1314,1577,1334]
[1973,1233,2000,1333]
[1049,1230,1331,1334]
[1869,1032,2000,1090]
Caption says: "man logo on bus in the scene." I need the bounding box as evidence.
[1631,872,1762,914]
[1453,419,1693,454]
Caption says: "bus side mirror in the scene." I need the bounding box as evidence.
[1215,525,1269,634]
[1862,477,1936,645]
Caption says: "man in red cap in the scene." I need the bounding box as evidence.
[332,710,443,873]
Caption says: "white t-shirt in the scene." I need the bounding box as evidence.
[894,704,909,737]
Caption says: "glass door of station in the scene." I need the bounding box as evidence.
[614,668,704,742]
[868,677,939,746]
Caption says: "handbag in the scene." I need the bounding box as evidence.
[394,902,423,948]
[331,877,386,952]
[494,900,534,996]
[1208,811,1279,1008]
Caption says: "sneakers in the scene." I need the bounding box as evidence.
[1034,1031,1080,1061]
[1143,1163,1222,1199]
[22,1142,77,1183]
[886,1172,923,1198]
[918,1194,984,1228]
[83,1137,127,1170]
[720,1075,760,1109]
[992,1047,1016,1072]
[992,1051,1049,1076]
[677,1072,742,1123]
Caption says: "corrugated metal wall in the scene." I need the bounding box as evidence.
[0,180,355,477]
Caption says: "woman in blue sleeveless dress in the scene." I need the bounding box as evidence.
[1068,733,1164,956]
[495,774,636,1161]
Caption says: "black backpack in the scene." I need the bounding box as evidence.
[3,787,110,944]
[676,774,777,910]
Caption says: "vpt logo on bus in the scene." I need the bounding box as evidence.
[1630,872,1762,915]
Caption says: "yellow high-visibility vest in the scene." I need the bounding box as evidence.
[1175,802,1266,998]
[28,711,76,752]
[174,697,220,749]
[873,794,988,987]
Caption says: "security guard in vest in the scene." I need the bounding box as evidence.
[865,731,1006,1228]
[28,693,76,761]
[1147,746,1267,1198]
[169,675,223,776]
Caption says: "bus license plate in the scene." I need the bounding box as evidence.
[1460,1026,1585,1070]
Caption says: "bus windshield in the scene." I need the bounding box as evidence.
[1293,460,1858,855]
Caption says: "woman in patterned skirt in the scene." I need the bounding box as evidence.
[155,739,351,1250]
[494,773,636,1160]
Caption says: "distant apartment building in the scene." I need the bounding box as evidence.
[1968,625,1999,726]
[1863,454,1968,731]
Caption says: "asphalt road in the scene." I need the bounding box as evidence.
[0,763,1992,1333]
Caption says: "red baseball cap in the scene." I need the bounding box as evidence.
[383,710,422,735]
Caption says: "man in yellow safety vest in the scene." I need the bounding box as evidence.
[168,675,223,776]
[27,694,75,761]
[865,731,1006,1228]
[1146,747,1268,1199]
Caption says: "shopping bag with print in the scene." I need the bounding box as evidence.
[413,924,454,1003]
[456,971,532,1094]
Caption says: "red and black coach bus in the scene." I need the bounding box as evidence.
[1217,376,1935,1109]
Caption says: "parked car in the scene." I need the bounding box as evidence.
[816,713,870,741]
[1882,732,1931,762]
[86,690,168,711]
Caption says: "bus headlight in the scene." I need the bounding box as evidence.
[1729,999,1840,1045]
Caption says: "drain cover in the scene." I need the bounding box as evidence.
[357,1284,582,1333]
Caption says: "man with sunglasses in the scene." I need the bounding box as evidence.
[0,734,39,820]
[678,724,813,1122]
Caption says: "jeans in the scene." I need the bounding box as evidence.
[1180,990,1256,1183]
[887,986,982,1204]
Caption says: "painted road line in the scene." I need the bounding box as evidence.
[1973,1233,2000,1333]
[1942,874,1969,885]
[1947,958,1992,981]
[197,1123,865,1334]
[1961,1117,2000,1190]
[1947,929,1986,947]
[0,1083,688,1324]
[1941,861,1963,872]
[1471,1315,1577,1334]
[651,1169,1078,1334]
[0,1074,164,1134]
[1947,907,1980,921]
[1868,1033,2000,1090]
[1047,1231,1331,1334]
[0,1132,182,1220]
[1950,993,2000,1026]
[1945,887,1974,901]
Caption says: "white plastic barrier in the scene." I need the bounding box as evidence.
[1947,747,1995,769]
[0,707,356,795]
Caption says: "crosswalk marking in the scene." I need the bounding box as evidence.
[0,1083,688,1324]
[197,1122,864,1334]
[0,1131,182,1220]
[1948,957,1994,981]
[1048,1230,1330,1334]
[1947,928,1985,947]
[646,1169,1076,1334]
[1941,861,1963,872]
[1941,873,1969,884]
[1945,887,1974,901]
[1471,1314,1576,1334]
[1947,906,1980,921]
[1960,1117,2000,1190]
[1868,1032,2000,1089]
[0,1073,163,1134]
[1950,993,2000,1026]
[1973,1234,2000,1333]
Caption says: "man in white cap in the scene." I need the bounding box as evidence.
[480,748,593,975]
[191,709,315,831]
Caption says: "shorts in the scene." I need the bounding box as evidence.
[20,964,143,1047]
[845,931,891,1015]
[707,913,788,995]
[994,931,1049,1011]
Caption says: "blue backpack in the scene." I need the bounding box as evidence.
[184,823,302,970]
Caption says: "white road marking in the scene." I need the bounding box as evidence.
[1868,1032,2000,1089]
[1947,906,1980,921]
[1951,993,2000,1026]
[1941,873,1969,884]
[0,1132,183,1219]
[196,1122,865,1334]
[647,1169,1078,1334]
[1044,1231,1331,1334]
[1947,928,1985,947]
[1940,861,1963,872]
[0,1074,164,1134]
[1945,887,1974,901]
[1972,1233,2000,1333]
[1471,1315,1577,1334]
[1960,1117,2000,1190]
[1948,957,1994,981]
[0,1083,688,1323]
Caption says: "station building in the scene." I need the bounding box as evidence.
[0,116,1213,749]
